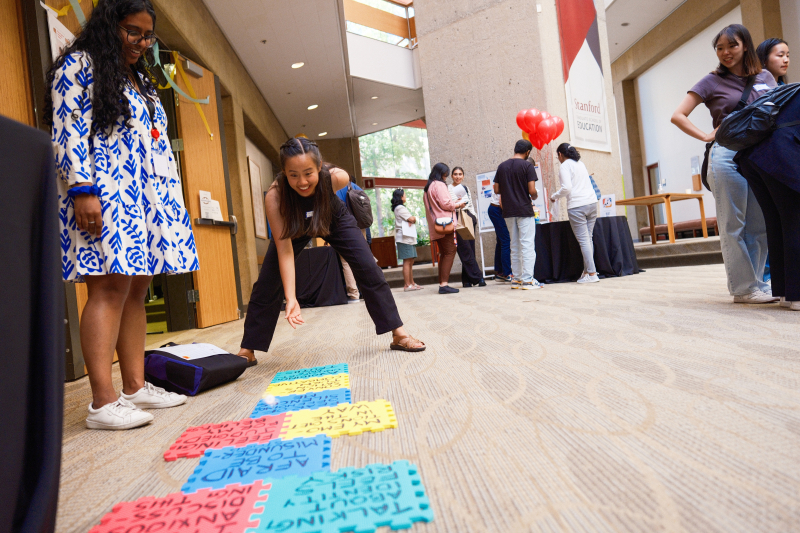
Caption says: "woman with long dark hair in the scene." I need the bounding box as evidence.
[46,0,196,429]
[423,163,464,294]
[756,38,790,84]
[448,167,485,287]
[236,138,425,360]
[671,24,777,304]
[551,143,600,283]
[391,189,422,291]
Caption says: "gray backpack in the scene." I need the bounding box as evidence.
[346,183,373,229]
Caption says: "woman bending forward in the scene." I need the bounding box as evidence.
[237,138,425,361]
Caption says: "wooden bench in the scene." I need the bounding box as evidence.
[640,217,717,241]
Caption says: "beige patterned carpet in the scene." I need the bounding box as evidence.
[59,264,800,532]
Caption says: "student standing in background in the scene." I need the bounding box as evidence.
[449,167,486,288]
[493,140,541,290]
[424,163,465,294]
[391,189,422,292]
[757,38,790,84]
[671,24,777,304]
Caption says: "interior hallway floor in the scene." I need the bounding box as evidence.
[59,264,800,532]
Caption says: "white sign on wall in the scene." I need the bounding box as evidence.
[41,3,75,60]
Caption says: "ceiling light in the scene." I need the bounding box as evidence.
[372,123,378,126]
[318,132,328,136]
[371,96,379,100]
[292,62,305,69]
[307,104,318,110]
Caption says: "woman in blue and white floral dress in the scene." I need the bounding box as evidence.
[46,0,197,430]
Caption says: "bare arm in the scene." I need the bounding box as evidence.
[265,188,304,328]
[528,180,538,201]
[408,216,417,224]
[328,166,351,191]
[671,92,716,143]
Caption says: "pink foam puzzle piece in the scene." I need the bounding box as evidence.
[164,413,289,461]
[89,480,270,533]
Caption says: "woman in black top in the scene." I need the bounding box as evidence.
[237,138,426,361]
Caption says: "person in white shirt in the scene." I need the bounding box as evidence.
[448,167,486,287]
[550,143,600,283]
[391,189,422,291]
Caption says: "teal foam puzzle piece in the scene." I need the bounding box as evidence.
[251,390,351,418]
[247,460,433,533]
[182,436,332,494]
[272,364,349,384]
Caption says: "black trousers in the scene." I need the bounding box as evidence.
[241,201,402,352]
[456,210,484,284]
[739,157,800,301]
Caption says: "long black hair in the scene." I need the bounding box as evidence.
[424,162,450,193]
[391,189,405,212]
[757,38,789,84]
[556,143,581,161]
[44,0,158,135]
[713,24,762,77]
[276,138,335,240]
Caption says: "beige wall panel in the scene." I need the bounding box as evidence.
[1,0,34,125]
[316,137,363,183]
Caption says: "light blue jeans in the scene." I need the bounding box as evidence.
[708,143,770,296]
[568,203,598,274]
[505,216,537,282]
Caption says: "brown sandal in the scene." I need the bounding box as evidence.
[236,354,258,367]
[390,335,426,352]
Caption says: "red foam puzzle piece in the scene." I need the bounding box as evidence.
[89,480,270,533]
[164,413,288,461]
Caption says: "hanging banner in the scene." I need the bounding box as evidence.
[556,0,611,153]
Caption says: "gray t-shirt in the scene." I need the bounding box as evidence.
[689,70,777,128]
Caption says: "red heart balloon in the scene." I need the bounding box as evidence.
[538,118,557,145]
[552,116,565,139]
[523,109,542,134]
[516,110,527,131]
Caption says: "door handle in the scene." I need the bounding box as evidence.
[229,215,238,235]
[194,215,238,235]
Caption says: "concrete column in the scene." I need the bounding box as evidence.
[741,0,783,43]
[414,0,625,268]
[221,95,259,305]
[316,137,363,185]
[620,79,649,233]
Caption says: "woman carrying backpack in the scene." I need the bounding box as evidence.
[671,24,777,304]
[236,138,426,361]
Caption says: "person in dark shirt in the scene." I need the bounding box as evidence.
[493,140,542,290]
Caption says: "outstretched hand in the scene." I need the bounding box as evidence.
[284,299,305,329]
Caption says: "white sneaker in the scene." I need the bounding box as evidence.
[121,382,187,409]
[86,397,154,430]
[780,297,791,308]
[577,274,600,284]
[733,290,780,304]
[790,301,800,311]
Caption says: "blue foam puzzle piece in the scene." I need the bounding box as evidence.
[271,364,349,383]
[181,436,332,494]
[247,460,434,533]
[251,389,352,418]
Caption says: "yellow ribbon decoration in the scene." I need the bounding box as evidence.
[53,0,98,19]
[157,63,176,90]
[173,52,214,141]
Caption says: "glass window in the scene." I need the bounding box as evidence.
[365,188,430,244]
[352,0,408,18]
[346,21,410,48]
[359,125,431,180]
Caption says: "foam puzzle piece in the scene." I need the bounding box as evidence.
[89,480,270,533]
[182,436,332,494]
[271,364,349,384]
[247,461,434,533]
[251,389,352,418]
[164,413,287,461]
[279,400,397,440]
[265,374,350,397]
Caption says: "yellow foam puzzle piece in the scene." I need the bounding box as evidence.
[279,400,398,439]
[264,373,350,397]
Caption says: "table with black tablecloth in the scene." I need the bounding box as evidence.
[534,216,640,283]
[293,246,348,308]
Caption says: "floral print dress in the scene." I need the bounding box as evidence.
[52,51,199,282]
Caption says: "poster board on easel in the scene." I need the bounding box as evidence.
[248,157,267,239]
[475,171,497,278]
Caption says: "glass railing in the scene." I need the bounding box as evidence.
[344,0,417,49]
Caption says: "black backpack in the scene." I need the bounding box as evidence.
[716,83,800,152]
[346,183,374,229]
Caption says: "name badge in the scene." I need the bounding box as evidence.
[153,153,171,178]
[305,211,313,219]
[753,83,771,92]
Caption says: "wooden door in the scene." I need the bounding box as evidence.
[0,0,34,125]
[173,64,239,328]
[371,237,398,268]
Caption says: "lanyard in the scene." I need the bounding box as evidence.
[130,65,159,140]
